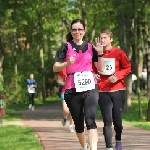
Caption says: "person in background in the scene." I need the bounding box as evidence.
[132,74,137,94]
[97,29,131,150]
[53,19,104,150]
[27,73,37,111]
[57,68,75,133]
[141,68,147,91]
[0,67,5,124]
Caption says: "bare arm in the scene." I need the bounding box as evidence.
[53,54,76,72]
[94,57,104,72]
[53,62,70,72]
[57,75,65,86]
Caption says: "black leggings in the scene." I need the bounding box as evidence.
[29,93,35,106]
[65,86,99,133]
[98,90,125,148]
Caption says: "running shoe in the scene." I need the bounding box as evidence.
[115,142,122,150]
[80,143,89,150]
[69,125,75,133]
[87,143,90,150]
[62,118,67,126]
[80,146,88,150]
[29,104,32,109]
[31,106,35,111]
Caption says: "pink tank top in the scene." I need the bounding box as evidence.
[65,42,97,89]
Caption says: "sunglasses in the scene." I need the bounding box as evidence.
[71,28,84,32]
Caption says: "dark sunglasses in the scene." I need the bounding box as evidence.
[71,28,84,32]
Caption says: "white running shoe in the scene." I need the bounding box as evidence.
[31,106,35,111]
[29,104,32,109]
[80,146,88,150]
[69,125,75,133]
[80,143,89,150]
[87,143,90,150]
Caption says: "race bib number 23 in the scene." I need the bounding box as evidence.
[98,58,115,75]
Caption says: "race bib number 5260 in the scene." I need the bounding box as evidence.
[74,71,95,92]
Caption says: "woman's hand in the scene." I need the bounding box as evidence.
[93,37,103,54]
[30,85,34,88]
[67,54,76,66]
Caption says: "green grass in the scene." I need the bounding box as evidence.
[0,125,42,150]
[0,96,61,150]
[122,97,150,130]
[97,95,150,130]
[3,114,22,121]
[3,103,27,121]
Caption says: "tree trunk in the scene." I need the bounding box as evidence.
[125,74,132,108]
[40,48,46,102]
[115,0,133,110]
[140,2,150,121]
[0,37,5,72]
[14,50,18,92]
[147,53,150,121]
[81,0,87,29]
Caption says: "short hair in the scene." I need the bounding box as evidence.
[100,29,113,38]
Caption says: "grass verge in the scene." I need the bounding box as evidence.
[0,96,60,150]
[0,125,42,150]
[122,97,150,130]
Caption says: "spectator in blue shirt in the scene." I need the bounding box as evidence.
[27,74,37,111]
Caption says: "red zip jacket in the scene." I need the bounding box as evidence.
[58,69,66,92]
[98,47,131,92]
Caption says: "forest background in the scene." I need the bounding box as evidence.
[0,0,150,120]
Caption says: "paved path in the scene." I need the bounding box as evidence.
[4,103,150,150]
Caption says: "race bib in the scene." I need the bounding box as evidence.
[74,71,95,92]
[98,58,115,75]
[28,87,35,93]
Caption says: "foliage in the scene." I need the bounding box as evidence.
[0,0,150,106]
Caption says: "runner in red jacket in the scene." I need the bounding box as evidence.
[97,29,131,150]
